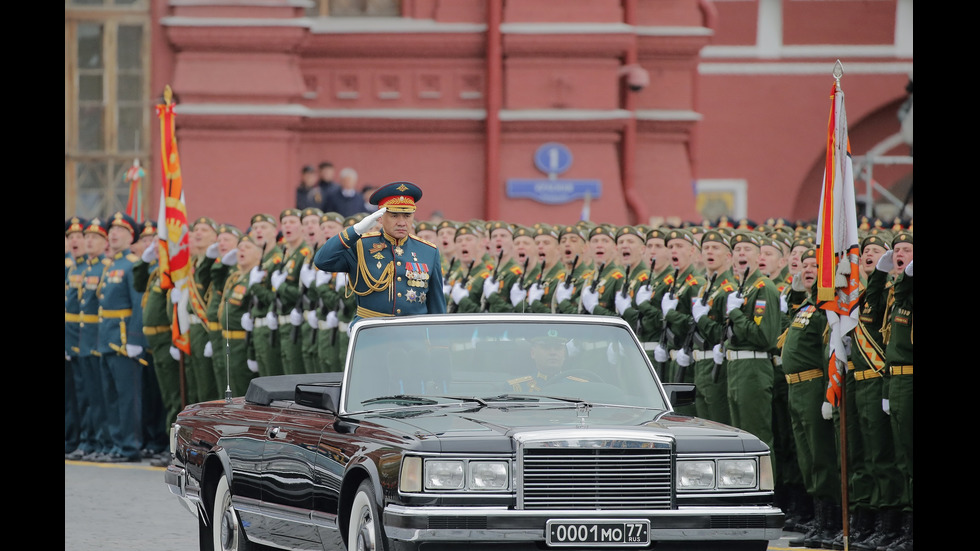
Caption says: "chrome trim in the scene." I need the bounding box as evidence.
[164,464,200,518]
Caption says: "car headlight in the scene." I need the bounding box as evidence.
[400,457,511,492]
[717,459,757,489]
[677,461,715,489]
[468,461,509,490]
[425,460,465,490]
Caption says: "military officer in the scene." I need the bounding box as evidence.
[314,181,446,325]
[184,216,220,404]
[243,214,285,377]
[203,224,242,397]
[219,234,265,396]
[65,216,88,459]
[96,212,147,462]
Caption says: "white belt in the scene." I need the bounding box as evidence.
[726,350,770,361]
[642,342,659,351]
[317,320,331,331]
[279,315,290,325]
[189,314,203,325]
[669,350,680,360]
[772,355,782,366]
[340,321,350,334]
[254,317,272,328]
[692,350,711,361]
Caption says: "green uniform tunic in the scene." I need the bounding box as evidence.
[187,254,218,402]
[781,297,839,502]
[277,242,314,375]
[249,246,285,377]
[205,260,234,394]
[691,269,735,425]
[132,259,180,443]
[218,268,257,396]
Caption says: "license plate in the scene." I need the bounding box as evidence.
[546,519,650,547]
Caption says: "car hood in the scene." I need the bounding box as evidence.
[352,403,768,454]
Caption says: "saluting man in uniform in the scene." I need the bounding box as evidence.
[314,181,446,325]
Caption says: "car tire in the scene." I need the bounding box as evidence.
[212,475,253,551]
[348,480,385,551]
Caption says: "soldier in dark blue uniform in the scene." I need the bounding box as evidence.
[96,212,147,462]
[314,181,446,325]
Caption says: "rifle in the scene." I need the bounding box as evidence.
[654,267,680,378]
[714,266,751,383]
[674,272,717,383]
[636,256,656,334]
[271,244,288,348]
[447,259,476,314]
[619,263,632,299]
[292,252,315,345]
[516,256,531,290]
[444,256,458,282]
[480,250,506,312]
[579,262,606,314]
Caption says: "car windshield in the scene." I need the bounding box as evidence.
[343,318,668,412]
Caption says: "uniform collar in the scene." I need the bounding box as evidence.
[382,231,408,247]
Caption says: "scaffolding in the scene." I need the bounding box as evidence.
[851,132,913,219]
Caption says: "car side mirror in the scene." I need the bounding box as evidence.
[295,384,341,413]
[662,383,696,409]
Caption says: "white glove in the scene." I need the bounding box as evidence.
[170,286,183,305]
[553,282,573,304]
[204,341,213,358]
[339,320,350,334]
[305,310,318,329]
[726,292,743,315]
[125,344,143,358]
[566,339,580,356]
[325,311,339,329]
[653,343,668,363]
[779,294,789,314]
[141,240,158,262]
[450,282,470,304]
[606,342,623,365]
[352,207,386,235]
[634,284,653,305]
[882,398,890,415]
[482,276,498,300]
[527,283,545,304]
[241,313,254,332]
[510,282,527,307]
[876,250,894,272]
[316,270,332,287]
[443,283,452,296]
[300,263,316,288]
[66,352,71,361]
[676,348,692,367]
[169,346,181,361]
[615,291,632,316]
[904,260,913,276]
[270,270,287,291]
[289,308,303,326]
[334,272,348,290]
[712,344,724,365]
[661,294,679,316]
[821,401,833,421]
[248,266,266,287]
[580,286,599,313]
[221,249,238,266]
[791,274,807,292]
[205,242,220,259]
[265,311,279,330]
[691,300,710,322]
[246,359,259,373]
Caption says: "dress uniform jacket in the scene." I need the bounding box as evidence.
[314,226,446,324]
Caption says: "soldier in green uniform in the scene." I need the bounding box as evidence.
[511,225,566,313]
[841,233,900,549]
[781,249,841,548]
[218,234,264,396]
[479,221,528,313]
[858,231,913,551]
[551,225,592,313]
[270,208,314,375]
[297,207,324,373]
[575,225,627,318]
[201,224,241,398]
[611,225,651,320]
[243,214,285,377]
[622,227,674,375]
[688,229,735,425]
[435,219,458,276]
[183,217,219,404]
[310,212,346,372]
[722,230,782,457]
[447,223,493,313]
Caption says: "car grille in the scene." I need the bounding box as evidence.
[520,439,673,510]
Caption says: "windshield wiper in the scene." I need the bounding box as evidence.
[482,394,589,405]
[361,395,439,406]
[433,395,488,406]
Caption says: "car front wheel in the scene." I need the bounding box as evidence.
[348,480,385,551]
[212,475,253,551]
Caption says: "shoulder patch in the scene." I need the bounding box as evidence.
[610,271,624,279]
[685,273,699,286]
[126,253,139,262]
[409,235,437,248]
[664,275,674,286]
[300,247,311,256]
[755,280,767,290]
[362,231,382,237]
[509,265,522,275]
[638,273,649,282]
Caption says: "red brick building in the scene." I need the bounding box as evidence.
[65,0,912,227]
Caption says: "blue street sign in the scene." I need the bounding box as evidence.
[506,178,601,205]
[534,142,573,176]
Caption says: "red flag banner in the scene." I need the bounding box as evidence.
[816,67,860,406]
[125,159,145,223]
[156,85,191,354]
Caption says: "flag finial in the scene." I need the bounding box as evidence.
[833,60,844,81]
[164,84,173,106]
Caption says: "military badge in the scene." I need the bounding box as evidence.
[369,242,387,254]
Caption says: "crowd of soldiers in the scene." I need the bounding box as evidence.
[65,207,912,551]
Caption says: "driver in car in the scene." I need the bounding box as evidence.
[507,329,593,392]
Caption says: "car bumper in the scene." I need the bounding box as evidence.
[164,464,201,518]
[384,504,784,548]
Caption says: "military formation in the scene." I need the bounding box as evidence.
[66,193,913,550]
